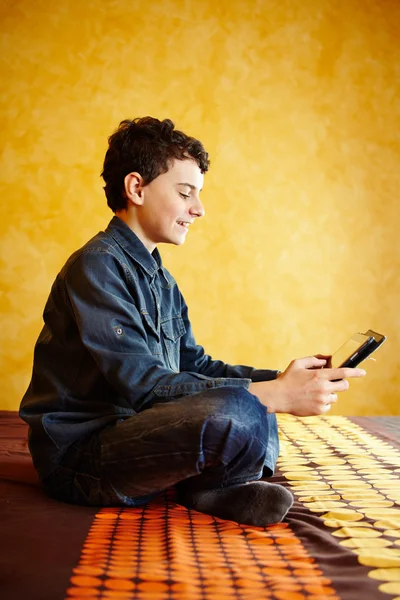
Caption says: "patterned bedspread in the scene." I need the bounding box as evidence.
[1,411,399,600]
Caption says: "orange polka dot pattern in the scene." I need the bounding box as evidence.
[65,415,400,600]
[278,415,400,599]
[66,497,338,600]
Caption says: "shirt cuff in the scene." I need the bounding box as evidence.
[153,377,252,398]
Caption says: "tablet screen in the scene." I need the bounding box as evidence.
[330,333,373,369]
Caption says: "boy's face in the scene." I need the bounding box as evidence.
[128,159,205,252]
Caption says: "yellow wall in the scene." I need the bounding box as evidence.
[1,0,399,415]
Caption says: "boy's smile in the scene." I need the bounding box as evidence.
[118,159,205,253]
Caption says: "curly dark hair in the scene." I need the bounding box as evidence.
[101,117,210,212]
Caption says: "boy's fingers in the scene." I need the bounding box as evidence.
[314,353,332,368]
[330,379,350,392]
[295,356,327,369]
[322,367,366,380]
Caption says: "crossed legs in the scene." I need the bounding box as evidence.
[98,387,293,526]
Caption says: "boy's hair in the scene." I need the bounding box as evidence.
[101,117,210,212]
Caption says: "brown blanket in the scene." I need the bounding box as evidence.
[1,411,399,600]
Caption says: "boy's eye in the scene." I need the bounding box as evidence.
[179,192,190,199]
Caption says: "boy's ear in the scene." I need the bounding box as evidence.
[124,172,145,206]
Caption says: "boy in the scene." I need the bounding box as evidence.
[20,117,366,526]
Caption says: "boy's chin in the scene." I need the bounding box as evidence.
[161,237,186,247]
[172,235,187,246]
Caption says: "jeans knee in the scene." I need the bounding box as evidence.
[213,386,267,428]
[198,386,269,450]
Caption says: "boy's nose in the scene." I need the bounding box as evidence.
[190,197,205,218]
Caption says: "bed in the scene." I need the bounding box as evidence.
[1,410,399,600]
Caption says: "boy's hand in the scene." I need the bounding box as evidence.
[249,356,366,416]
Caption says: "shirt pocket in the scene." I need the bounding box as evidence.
[160,315,186,372]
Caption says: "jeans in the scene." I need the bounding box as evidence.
[42,387,279,507]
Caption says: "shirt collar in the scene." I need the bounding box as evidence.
[105,216,162,276]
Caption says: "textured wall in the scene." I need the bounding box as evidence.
[1,0,399,414]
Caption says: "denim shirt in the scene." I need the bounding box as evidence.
[20,217,279,479]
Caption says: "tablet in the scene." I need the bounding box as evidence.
[330,330,386,369]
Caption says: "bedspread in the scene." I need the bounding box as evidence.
[1,411,399,600]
